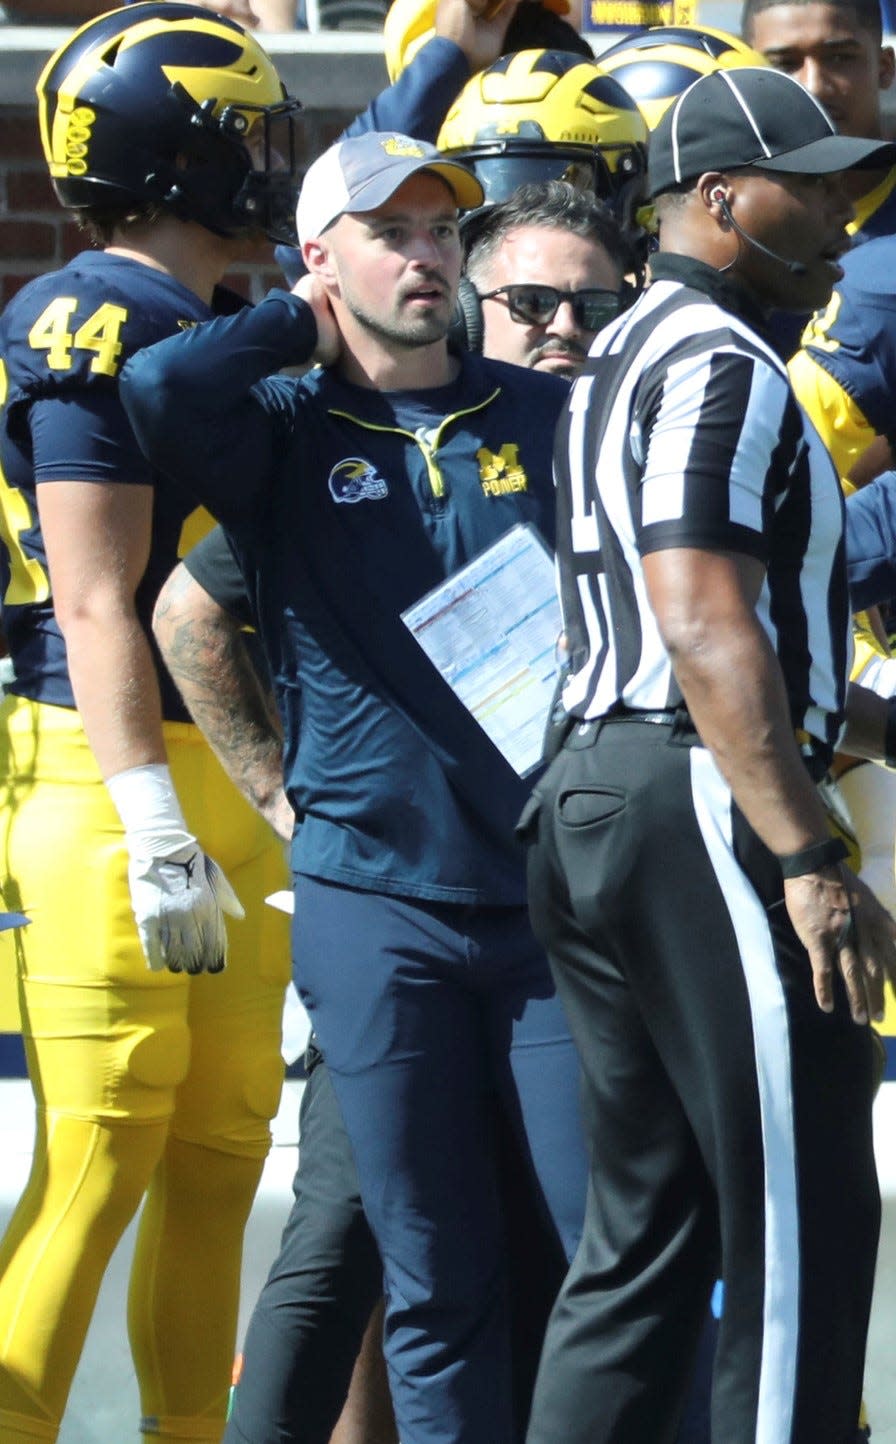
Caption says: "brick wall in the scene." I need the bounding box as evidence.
[0,101,360,306]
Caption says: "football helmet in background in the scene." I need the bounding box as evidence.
[37,2,303,243]
[437,48,649,239]
[596,24,767,129]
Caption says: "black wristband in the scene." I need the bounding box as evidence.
[885,697,896,769]
[778,836,849,879]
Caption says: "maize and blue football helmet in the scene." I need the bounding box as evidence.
[437,47,649,244]
[597,24,767,129]
[37,2,303,243]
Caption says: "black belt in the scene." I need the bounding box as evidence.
[564,711,833,780]
[564,708,693,749]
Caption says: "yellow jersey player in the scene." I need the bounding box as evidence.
[0,7,302,1439]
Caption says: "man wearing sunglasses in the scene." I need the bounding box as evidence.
[463,181,635,378]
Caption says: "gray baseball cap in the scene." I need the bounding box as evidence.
[296,131,484,245]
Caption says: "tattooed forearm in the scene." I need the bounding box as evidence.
[153,563,293,840]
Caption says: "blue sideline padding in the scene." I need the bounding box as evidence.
[0,1033,27,1078]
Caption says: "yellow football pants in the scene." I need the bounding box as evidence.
[0,696,291,1443]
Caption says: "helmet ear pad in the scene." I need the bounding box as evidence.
[449,276,485,354]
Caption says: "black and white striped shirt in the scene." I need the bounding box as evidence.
[555,254,852,754]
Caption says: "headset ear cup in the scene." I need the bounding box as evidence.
[450,275,485,354]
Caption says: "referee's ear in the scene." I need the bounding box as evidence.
[697,174,731,220]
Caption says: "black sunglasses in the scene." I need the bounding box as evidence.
[476,283,624,331]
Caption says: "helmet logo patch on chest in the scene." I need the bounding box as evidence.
[328,457,389,504]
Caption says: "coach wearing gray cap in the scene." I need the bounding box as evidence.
[521,66,896,1444]
[118,130,594,1444]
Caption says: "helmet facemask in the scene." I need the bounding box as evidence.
[163,82,303,244]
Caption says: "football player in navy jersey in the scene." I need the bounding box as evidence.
[0,11,304,1440]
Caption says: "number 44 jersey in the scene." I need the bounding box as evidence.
[0,250,218,720]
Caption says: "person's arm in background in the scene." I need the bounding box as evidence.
[848,433,893,490]
[794,266,896,615]
[353,0,521,139]
[276,7,489,281]
[153,537,294,843]
[3,0,106,18]
[246,0,297,27]
[788,343,881,486]
[790,254,896,756]
[845,471,896,612]
[178,0,272,27]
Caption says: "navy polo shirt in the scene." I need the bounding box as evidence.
[121,291,568,905]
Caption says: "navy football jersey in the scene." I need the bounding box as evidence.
[799,234,896,442]
[849,164,896,250]
[0,250,219,718]
[769,166,896,363]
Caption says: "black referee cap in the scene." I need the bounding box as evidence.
[648,67,896,197]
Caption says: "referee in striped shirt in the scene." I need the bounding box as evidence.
[521,68,896,1444]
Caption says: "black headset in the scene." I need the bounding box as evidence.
[449,276,488,354]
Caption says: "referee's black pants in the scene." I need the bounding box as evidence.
[521,715,880,1444]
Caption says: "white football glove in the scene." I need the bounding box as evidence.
[108,763,244,974]
[127,845,244,974]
